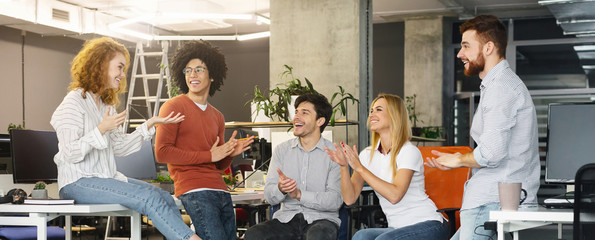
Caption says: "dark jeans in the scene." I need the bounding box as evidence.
[178,190,236,240]
[245,213,339,240]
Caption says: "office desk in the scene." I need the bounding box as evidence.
[489,207,595,240]
[231,191,265,204]
[0,203,140,240]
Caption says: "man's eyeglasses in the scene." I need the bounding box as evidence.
[183,66,207,75]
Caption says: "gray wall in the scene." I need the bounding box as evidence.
[210,39,270,122]
[0,25,82,134]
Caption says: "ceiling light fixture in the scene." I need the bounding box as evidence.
[109,27,154,40]
[110,14,155,29]
[152,31,271,41]
[574,45,595,51]
[237,31,270,41]
[256,15,270,25]
[203,19,232,29]
[154,35,237,41]
[161,12,253,20]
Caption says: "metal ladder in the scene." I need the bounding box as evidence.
[123,41,172,132]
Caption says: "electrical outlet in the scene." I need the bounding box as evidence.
[484,221,497,231]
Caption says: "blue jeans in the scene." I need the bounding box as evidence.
[59,177,194,240]
[245,213,338,240]
[352,220,447,240]
[451,202,500,240]
[178,190,236,240]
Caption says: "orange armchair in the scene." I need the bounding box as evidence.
[419,146,473,238]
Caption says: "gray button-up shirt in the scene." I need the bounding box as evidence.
[264,137,343,226]
[463,60,541,210]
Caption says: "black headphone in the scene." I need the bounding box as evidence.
[0,188,27,204]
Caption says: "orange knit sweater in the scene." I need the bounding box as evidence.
[155,95,232,197]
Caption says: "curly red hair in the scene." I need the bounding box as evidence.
[68,37,130,106]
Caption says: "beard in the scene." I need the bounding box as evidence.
[464,53,485,76]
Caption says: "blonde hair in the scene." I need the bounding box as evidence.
[69,37,130,106]
[368,94,412,180]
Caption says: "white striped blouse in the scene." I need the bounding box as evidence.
[50,88,154,190]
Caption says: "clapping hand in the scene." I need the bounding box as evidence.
[332,142,363,172]
[277,168,301,199]
[210,130,242,163]
[325,143,349,167]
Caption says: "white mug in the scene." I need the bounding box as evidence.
[498,182,527,211]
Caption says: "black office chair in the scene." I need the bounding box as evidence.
[573,163,595,240]
[347,190,387,234]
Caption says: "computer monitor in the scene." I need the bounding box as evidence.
[10,129,59,183]
[0,134,10,157]
[114,140,158,180]
[545,102,595,184]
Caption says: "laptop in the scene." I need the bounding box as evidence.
[114,141,158,180]
[544,192,574,208]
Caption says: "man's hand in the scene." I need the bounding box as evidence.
[424,150,461,170]
[97,107,126,135]
[277,168,301,200]
[229,130,254,158]
[210,135,237,163]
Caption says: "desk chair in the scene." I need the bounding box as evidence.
[0,226,65,240]
[419,146,472,239]
[348,190,386,232]
[573,163,595,240]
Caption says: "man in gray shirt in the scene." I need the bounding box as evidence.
[425,15,540,240]
[245,93,342,240]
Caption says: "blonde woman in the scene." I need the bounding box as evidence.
[325,94,447,240]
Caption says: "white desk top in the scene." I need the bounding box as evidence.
[231,191,265,203]
[490,206,573,223]
[0,203,130,214]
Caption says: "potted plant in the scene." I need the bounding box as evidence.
[249,65,359,125]
[405,94,424,136]
[31,181,48,199]
[421,126,444,139]
[223,172,238,189]
[7,123,25,132]
[152,172,174,194]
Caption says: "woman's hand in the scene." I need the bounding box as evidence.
[325,142,349,167]
[340,142,364,172]
[146,111,185,129]
[97,107,127,135]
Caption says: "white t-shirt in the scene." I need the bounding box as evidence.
[359,141,443,229]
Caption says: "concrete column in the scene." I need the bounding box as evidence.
[270,0,362,144]
[404,17,443,127]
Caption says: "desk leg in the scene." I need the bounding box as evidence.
[130,212,141,240]
[497,221,505,240]
[34,218,47,240]
[65,215,72,240]
[513,231,519,240]
[558,223,563,239]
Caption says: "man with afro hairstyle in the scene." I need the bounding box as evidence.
[155,40,253,240]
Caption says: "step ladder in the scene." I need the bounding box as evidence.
[123,41,172,132]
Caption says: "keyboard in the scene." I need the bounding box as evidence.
[544,192,574,208]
